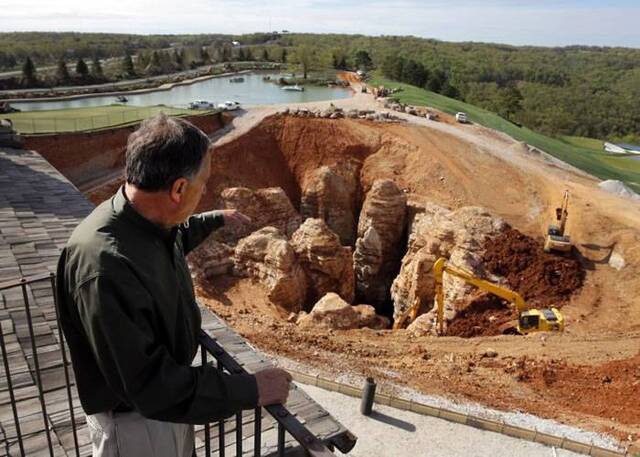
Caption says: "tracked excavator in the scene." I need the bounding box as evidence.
[544,190,571,253]
[394,257,564,335]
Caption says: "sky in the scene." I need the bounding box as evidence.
[1,0,639,48]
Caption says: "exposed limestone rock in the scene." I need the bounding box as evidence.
[187,239,234,281]
[297,293,389,330]
[219,187,302,241]
[290,218,355,304]
[353,226,384,304]
[233,227,307,312]
[301,166,358,246]
[354,179,407,306]
[391,204,507,327]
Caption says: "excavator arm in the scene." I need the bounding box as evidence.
[393,258,564,335]
[433,258,527,334]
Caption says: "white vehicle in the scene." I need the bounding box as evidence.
[218,101,241,111]
[188,100,215,110]
[455,112,468,123]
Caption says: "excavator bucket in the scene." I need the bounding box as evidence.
[498,320,519,334]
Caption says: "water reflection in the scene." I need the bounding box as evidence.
[12,72,353,112]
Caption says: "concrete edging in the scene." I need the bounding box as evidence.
[290,370,629,457]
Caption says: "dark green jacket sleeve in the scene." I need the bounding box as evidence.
[75,267,258,424]
[180,211,225,255]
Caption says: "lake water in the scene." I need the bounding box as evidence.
[11,72,353,112]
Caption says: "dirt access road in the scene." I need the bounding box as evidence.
[192,75,640,450]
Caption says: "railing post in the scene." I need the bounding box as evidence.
[218,359,225,457]
[20,280,55,457]
[0,317,26,457]
[200,344,211,457]
[49,273,80,457]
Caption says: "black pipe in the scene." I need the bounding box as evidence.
[360,377,376,416]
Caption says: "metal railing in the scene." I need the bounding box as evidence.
[0,272,338,457]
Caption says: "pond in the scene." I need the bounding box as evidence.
[10,72,353,112]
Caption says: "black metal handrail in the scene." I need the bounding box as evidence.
[0,273,340,457]
[198,331,338,457]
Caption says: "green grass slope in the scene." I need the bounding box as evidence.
[6,105,207,134]
[370,76,640,193]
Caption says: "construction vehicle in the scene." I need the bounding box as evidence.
[393,257,565,335]
[544,190,571,253]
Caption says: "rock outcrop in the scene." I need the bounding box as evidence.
[353,179,407,306]
[391,203,507,334]
[233,227,307,312]
[290,218,355,304]
[297,293,389,330]
[300,166,358,246]
[187,239,234,281]
[219,187,302,241]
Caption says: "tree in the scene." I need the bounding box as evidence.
[280,48,287,63]
[245,48,254,61]
[200,47,210,64]
[292,45,316,79]
[338,56,348,70]
[55,58,70,83]
[21,56,37,86]
[262,48,270,61]
[91,55,104,79]
[121,52,135,78]
[354,50,372,70]
[237,48,246,61]
[146,51,162,75]
[76,58,89,78]
[497,84,523,120]
[221,45,231,62]
[427,69,446,93]
[173,49,184,70]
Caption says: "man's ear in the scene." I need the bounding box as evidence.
[169,177,188,204]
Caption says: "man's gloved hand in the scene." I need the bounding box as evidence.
[254,368,293,406]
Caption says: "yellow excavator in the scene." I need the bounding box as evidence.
[544,190,571,253]
[394,257,564,335]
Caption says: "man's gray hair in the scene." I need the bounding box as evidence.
[125,114,211,191]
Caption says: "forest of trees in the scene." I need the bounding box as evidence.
[1,31,639,142]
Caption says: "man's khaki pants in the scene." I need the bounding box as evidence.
[86,411,194,457]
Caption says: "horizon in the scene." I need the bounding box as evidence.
[2,0,639,48]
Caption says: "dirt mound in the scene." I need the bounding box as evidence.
[509,353,640,426]
[482,228,585,308]
[445,293,516,338]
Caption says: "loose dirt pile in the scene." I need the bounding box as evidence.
[445,293,516,338]
[508,353,640,426]
[482,228,585,308]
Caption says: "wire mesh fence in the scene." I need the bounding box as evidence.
[8,106,218,134]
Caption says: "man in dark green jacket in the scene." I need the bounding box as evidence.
[57,114,291,457]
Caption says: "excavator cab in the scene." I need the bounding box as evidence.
[544,190,572,253]
[518,308,564,334]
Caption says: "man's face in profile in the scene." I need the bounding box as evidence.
[175,150,211,224]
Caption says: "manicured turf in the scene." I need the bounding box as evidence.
[370,76,640,193]
[5,105,209,134]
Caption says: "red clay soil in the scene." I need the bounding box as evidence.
[482,227,585,308]
[508,353,640,426]
[446,293,517,338]
[26,112,224,192]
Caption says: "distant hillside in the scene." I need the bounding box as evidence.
[2,31,639,143]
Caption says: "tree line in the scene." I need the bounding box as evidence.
[2,31,639,142]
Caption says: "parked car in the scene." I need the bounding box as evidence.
[188,100,215,110]
[218,101,241,111]
[455,112,468,123]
